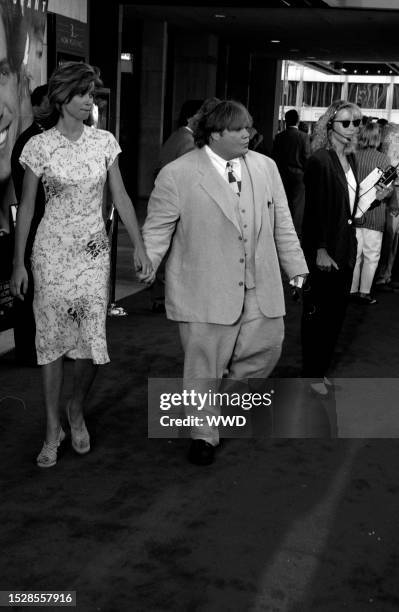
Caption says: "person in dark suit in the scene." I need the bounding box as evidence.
[10,84,48,365]
[301,100,390,394]
[155,100,203,176]
[272,109,310,238]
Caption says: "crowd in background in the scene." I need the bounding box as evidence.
[272,108,399,306]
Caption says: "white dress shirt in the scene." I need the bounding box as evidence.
[204,145,242,182]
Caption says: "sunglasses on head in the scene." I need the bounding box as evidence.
[333,119,361,128]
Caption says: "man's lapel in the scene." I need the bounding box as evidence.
[242,153,266,241]
[197,148,242,233]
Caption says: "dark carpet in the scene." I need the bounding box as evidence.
[1,285,399,611]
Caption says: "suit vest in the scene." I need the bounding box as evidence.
[236,159,256,289]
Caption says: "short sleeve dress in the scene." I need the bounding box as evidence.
[19,125,121,365]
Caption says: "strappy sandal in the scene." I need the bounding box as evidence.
[37,428,66,468]
[66,402,90,455]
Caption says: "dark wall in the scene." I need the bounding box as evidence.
[89,0,120,133]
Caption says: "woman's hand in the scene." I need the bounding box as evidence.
[10,265,29,300]
[316,248,339,272]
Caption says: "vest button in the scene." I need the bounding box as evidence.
[239,281,244,286]
[239,258,244,263]
[238,236,243,240]
[348,219,352,225]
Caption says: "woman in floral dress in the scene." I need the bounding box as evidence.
[11,62,152,467]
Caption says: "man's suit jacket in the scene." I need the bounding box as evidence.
[158,126,195,170]
[272,127,310,178]
[143,147,308,324]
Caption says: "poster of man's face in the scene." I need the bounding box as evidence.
[0,2,21,183]
[0,0,47,222]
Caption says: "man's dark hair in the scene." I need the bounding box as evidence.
[194,100,253,148]
[31,84,48,107]
[285,109,299,127]
[177,100,203,127]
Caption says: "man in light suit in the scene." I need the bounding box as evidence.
[272,109,310,239]
[139,100,308,465]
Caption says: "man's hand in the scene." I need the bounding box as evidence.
[290,273,308,288]
[133,247,153,277]
[136,269,156,285]
[316,248,339,272]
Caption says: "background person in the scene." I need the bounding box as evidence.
[350,121,398,304]
[10,62,152,468]
[155,99,204,176]
[272,108,310,239]
[10,84,48,365]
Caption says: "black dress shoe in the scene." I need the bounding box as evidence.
[187,439,215,466]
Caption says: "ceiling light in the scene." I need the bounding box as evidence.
[390,70,393,74]
[214,14,226,18]
[354,69,357,74]
[270,40,280,43]
[377,70,381,74]
[289,48,299,52]
[365,70,369,74]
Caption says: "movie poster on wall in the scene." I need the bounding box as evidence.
[0,0,47,320]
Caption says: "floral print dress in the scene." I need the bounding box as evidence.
[20,125,121,365]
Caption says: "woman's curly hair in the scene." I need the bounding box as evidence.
[311,99,362,153]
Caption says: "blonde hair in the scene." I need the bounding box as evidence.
[311,99,362,153]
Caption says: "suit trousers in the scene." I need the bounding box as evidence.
[301,267,353,378]
[178,288,284,445]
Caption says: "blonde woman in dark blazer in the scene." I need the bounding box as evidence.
[301,100,390,394]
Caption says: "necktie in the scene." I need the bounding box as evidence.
[226,161,241,196]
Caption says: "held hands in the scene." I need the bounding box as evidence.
[133,248,155,284]
[10,265,28,300]
[316,248,339,272]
